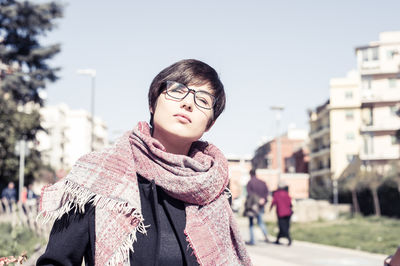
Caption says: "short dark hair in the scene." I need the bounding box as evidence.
[249,169,256,177]
[148,59,226,129]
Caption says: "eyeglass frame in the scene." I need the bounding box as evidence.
[163,80,216,110]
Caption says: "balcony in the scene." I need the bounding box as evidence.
[360,153,400,161]
[359,61,400,76]
[309,125,330,139]
[360,121,400,133]
[361,91,400,105]
[310,166,331,177]
[309,145,331,158]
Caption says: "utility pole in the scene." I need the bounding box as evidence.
[16,139,29,203]
[77,69,96,152]
[271,106,284,184]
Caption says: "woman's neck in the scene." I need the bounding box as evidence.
[152,129,192,155]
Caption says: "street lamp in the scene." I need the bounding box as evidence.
[77,68,96,152]
[15,139,29,203]
[271,106,285,184]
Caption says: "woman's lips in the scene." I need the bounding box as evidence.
[174,114,191,123]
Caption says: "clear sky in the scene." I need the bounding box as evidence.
[42,0,400,157]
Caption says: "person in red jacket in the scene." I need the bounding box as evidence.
[270,180,293,246]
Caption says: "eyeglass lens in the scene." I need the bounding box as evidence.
[165,81,214,109]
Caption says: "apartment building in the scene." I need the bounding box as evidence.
[356,31,400,170]
[308,100,331,184]
[37,104,109,173]
[308,31,400,197]
[329,70,362,179]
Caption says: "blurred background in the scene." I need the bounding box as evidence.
[0,0,399,265]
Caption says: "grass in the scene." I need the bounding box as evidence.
[0,223,46,258]
[267,215,400,255]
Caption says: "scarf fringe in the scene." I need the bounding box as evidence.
[38,179,144,223]
[184,230,203,266]
[106,221,147,266]
[38,179,148,265]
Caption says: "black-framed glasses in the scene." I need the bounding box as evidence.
[164,81,216,110]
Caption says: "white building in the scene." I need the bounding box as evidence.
[355,31,400,169]
[37,104,109,172]
[309,31,400,193]
[329,70,362,179]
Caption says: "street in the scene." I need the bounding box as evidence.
[236,216,387,266]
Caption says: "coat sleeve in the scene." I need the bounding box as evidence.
[36,204,95,266]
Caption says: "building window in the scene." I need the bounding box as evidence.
[362,78,372,89]
[390,106,398,116]
[346,132,355,140]
[363,137,368,154]
[392,136,398,145]
[389,78,397,88]
[345,91,353,99]
[363,134,374,154]
[345,110,354,120]
[387,50,395,59]
[371,47,379,61]
[362,49,368,62]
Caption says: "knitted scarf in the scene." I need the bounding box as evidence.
[39,122,252,266]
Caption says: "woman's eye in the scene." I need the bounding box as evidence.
[171,87,186,94]
[197,97,209,105]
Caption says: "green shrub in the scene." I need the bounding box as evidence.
[0,223,45,258]
[267,215,400,254]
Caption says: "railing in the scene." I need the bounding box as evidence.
[310,125,330,136]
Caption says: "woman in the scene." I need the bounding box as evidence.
[37,59,251,266]
[270,180,292,246]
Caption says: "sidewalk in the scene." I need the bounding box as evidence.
[236,215,387,266]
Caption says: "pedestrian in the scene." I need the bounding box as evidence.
[1,182,16,212]
[244,169,270,245]
[37,59,251,266]
[20,186,28,214]
[270,180,293,246]
[26,184,38,213]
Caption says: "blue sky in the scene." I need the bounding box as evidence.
[42,0,400,156]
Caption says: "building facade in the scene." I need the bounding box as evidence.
[37,104,109,174]
[252,127,309,173]
[329,70,362,179]
[308,100,332,198]
[356,31,400,170]
[308,31,400,199]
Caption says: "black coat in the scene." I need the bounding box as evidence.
[37,174,199,266]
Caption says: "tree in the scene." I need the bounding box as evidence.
[338,156,362,214]
[385,161,400,198]
[339,173,361,214]
[0,0,62,185]
[309,175,332,200]
[359,167,383,217]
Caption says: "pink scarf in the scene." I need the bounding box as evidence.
[39,122,251,265]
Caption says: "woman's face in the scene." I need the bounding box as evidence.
[152,83,214,144]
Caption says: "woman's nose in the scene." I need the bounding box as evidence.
[181,91,195,110]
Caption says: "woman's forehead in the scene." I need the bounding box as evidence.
[186,82,214,94]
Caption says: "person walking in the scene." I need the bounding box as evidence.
[1,182,16,212]
[26,184,38,213]
[270,180,293,246]
[244,169,269,245]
